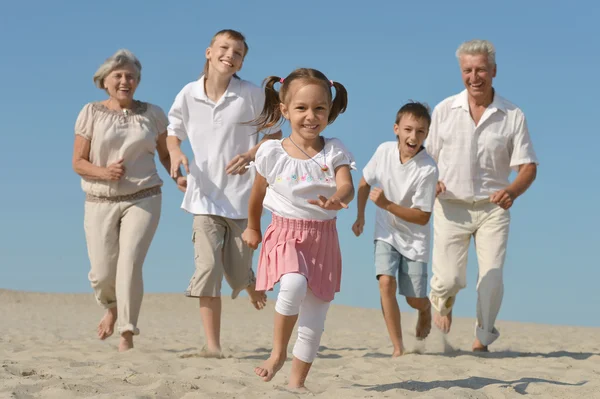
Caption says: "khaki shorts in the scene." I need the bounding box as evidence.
[185,215,255,298]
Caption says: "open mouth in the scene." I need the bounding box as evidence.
[302,124,318,130]
[220,59,234,67]
[118,88,131,95]
[406,142,418,151]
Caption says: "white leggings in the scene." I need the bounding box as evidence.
[275,273,331,363]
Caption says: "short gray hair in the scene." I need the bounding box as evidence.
[93,49,142,89]
[456,39,496,66]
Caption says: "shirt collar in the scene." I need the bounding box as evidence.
[191,75,242,102]
[451,89,507,114]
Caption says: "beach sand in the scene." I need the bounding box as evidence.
[1,289,598,398]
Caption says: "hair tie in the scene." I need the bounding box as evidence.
[329,80,334,87]
[280,78,285,84]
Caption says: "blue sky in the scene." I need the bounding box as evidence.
[1,1,599,328]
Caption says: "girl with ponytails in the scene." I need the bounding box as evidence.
[242,68,355,389]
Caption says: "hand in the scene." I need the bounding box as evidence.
[369,187,391,209]
[352,217,365,237]
[307,195,348,211]
[490,189,515,210]
[103,159,125,180]
[226,152,252,175]
[175,176,187,193]
[436,181,446,197]
[242,228,262,250]
[169,150,189,178]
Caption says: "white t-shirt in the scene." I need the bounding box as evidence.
[363,142,438,263]
[254,138,355,221]
[167,76,277,218]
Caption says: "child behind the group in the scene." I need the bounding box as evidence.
[241,68,355,389]
[166,29,282,357]
[352,102,438,357]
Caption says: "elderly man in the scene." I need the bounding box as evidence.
[426,39,538,351]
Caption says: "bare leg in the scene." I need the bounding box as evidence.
[378,275,403,357]
[246,282,267,310]
[199,296,222,356]
[288,357,312,390]
[255,312,297,381]
[406,297,432,339]
[119,331,133,352]
[97,307,117,340]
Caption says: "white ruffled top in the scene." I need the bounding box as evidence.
[252,137,356,220]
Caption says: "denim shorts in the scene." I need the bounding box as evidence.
[374,240,428,298]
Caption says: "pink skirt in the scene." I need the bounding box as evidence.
[256,214,342,302]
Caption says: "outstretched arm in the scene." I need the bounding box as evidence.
[226,130,283,175]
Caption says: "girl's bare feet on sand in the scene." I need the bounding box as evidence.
[119,331,134,352]
[97,308,117,340]
[254,355,285,382]
[246,284,267,310]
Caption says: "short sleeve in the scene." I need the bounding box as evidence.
[425,105,443,163]
[253,140,275,179]
[509,112,538,171]
[411,166,439,213]
[167,89,188,141]
[74,103,94,140]
[150,104,168,134]
[362,145,382,186]
[329,138,356,171]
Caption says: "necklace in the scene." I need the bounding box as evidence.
[288,136,328,172]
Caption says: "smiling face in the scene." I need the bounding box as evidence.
[104,64,139,106]
[280,81,332,143]
[394,114,429,162]
[459,53,496,101]
[205,34,246,78]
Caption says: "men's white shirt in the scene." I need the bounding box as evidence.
[426,90,538,202]
[363,142,438,263]
[168,76,276,218]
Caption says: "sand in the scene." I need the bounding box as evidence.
[1,289,598,398]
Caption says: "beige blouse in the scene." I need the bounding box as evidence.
[75,101,168,197]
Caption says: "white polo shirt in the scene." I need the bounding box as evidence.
[168,76,276,218]
[426,90,538,202]
[363,142,438,263]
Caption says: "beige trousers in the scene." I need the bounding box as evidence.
[84,194,161,335]
[429,198,510,346]
[186,215,255,299]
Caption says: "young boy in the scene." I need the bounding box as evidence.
[352,102,438,357]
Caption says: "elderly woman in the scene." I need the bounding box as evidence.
[72,49,185,351]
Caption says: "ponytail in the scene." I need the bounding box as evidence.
[251,76,285,131]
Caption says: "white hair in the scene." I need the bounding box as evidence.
[455,39,496,66]
[93,49,142,90]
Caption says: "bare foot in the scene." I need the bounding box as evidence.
[287,385,310,392]
[246,283,267,310]
[392,347,404,357]
[433,310,452,334]
[472,338,489,352]
[118,331,133,352]
[97,308,117,340]
[199,344,224,359]
[254,355,285,382]
[416,304,432,340]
